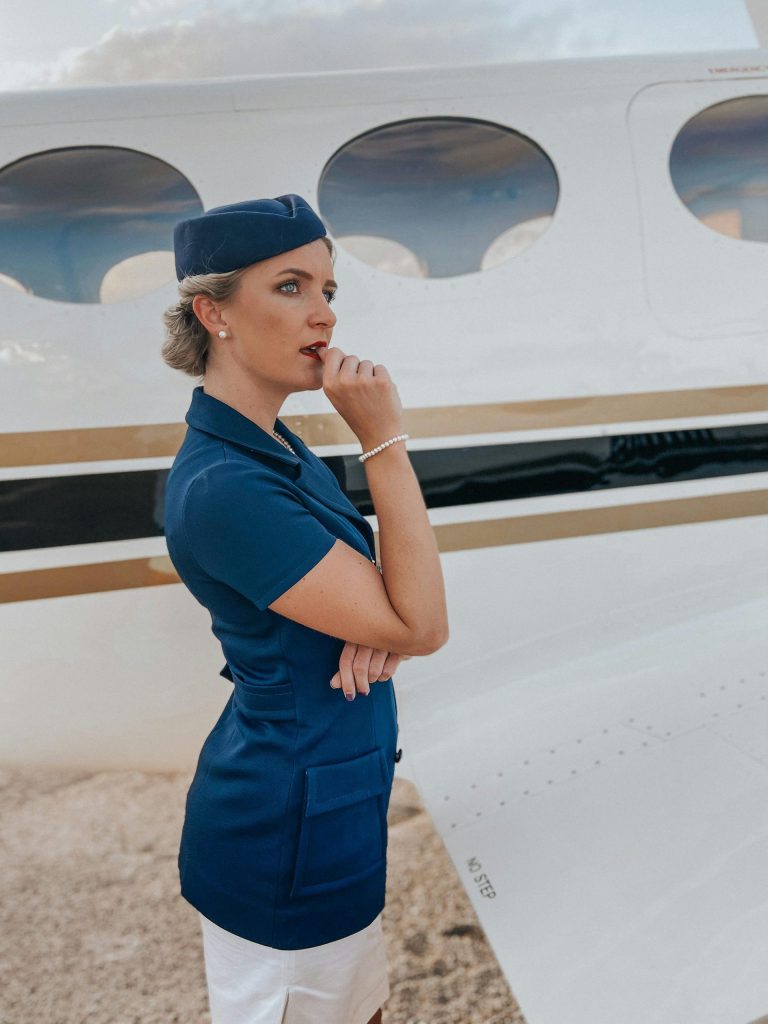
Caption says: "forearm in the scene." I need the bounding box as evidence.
[361,441,449,653]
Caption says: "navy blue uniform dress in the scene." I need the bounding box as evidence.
[164,386,399,950]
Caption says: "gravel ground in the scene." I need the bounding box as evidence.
[0,765,525,1024]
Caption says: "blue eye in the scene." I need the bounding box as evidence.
[279,279,336,304]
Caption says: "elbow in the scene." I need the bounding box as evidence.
[410,621,449,656]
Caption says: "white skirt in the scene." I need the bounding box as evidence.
[198,911,390,1024]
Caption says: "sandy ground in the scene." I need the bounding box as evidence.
[0,765,526,1024]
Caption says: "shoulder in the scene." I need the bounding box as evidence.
[180,455,303,534]
[186,456,288,500]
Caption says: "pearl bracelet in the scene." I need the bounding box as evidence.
[358,433,410,463]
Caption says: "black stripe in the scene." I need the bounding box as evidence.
[340,424,768,515]
[1,424,767,552]
[1,470,167,552]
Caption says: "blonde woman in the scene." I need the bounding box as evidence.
[162,195,448,1024]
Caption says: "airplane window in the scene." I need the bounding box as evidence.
[318,117,559,278]
[669,95,768,243]
[0,146,203,303]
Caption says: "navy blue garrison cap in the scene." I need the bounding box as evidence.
[173,194,327,281]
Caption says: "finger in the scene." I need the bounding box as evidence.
[319,344,345,374]
[358,359,375,377]
[340,658,356,700]
[366,648,388,682]
[338,641,358,700]
[351,645,372,696]
[338,353,360,380]
[377,652,403,681]
[333,639,355,685]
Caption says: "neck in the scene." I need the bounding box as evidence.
[202,363,289,435]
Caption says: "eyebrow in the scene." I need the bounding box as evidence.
[274,267,338,289]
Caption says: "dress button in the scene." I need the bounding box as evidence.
[394,748,403,763]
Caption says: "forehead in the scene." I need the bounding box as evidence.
[245,238,333,281]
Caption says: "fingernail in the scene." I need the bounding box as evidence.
[345,692,355,701]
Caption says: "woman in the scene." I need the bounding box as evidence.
[162,194,449,1024]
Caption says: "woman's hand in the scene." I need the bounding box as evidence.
[330,642,411,700]
[316,344,404,452]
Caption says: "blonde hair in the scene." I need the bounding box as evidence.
[161,235,335,378]
[162,268,247,378]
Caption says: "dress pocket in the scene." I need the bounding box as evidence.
[290,748,390,898]
[234,681,295,720]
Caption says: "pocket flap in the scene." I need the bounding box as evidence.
[304,748,389,818]
[234,680,294,717]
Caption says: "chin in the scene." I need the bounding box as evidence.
[292,376,324,392]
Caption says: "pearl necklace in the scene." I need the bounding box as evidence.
[271,427,382,574]
[271,429,296,455]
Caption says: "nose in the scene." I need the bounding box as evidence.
[309,292,336,329]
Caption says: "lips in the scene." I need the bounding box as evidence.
[300,341,327,360]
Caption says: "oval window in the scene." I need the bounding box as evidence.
[318,117,559,278]
[0,146,203,303]
[669,95,768,242]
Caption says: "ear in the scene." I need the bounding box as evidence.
[192,293,227,336]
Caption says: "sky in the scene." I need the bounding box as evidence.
[0,0,761,92]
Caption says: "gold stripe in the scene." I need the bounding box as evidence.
[430,489,768,553]
[0,556,180,604]
[3,490,765,604]
[2,384,767,466]
[0,423,187,468]
[307,383,768,445]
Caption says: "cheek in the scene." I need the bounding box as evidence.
[261,300,302,337]
[239,312,281,352]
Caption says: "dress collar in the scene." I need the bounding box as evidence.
[184,387,373,544]
[185,385,301,467]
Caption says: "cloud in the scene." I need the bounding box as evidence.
[0,59,53,91]
[1,0,757,92]
[15,0,751,93]
[127,0,196,16]
[33,0,578,88]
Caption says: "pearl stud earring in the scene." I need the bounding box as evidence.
[218,330,228,338]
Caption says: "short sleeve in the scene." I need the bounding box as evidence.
[182,462,337,610]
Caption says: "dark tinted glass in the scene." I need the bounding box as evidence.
[318,117,559,277]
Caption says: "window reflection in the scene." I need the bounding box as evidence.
[0,272,28,293]
[481,215,553,270]
[100,250,177,304]
[318,117,559,278]
[334,236,426,277]
[669,96,768,243]
[0,146,203,303]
